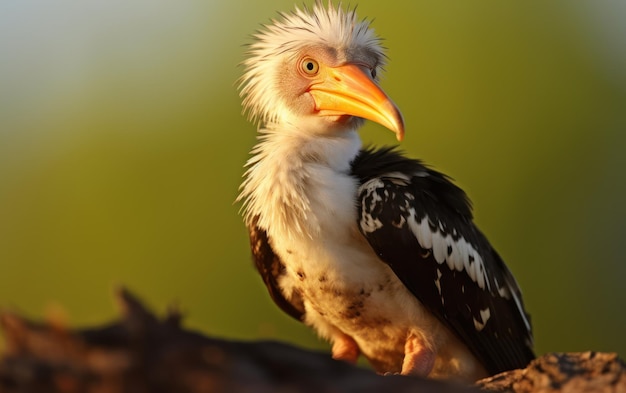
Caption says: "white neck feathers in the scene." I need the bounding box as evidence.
[238,125,362,238]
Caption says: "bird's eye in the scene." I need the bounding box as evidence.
[300,57,319,76]
[371,67,377,79]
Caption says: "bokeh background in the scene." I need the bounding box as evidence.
[1,0,625,361]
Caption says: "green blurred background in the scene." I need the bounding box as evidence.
[1,0,625,360]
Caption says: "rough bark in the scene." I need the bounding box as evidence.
[477,352,626,393]
[0,289,623,393]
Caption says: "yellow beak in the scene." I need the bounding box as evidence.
[308,64,405,141]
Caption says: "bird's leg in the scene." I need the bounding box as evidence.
[331,333,360,364]
[401,333,436,376]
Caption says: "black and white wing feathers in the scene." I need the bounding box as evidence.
[248,217,305,321]
[352,147,534,375]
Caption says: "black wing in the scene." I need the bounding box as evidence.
[248,217,305,321]
[352,147,534,375]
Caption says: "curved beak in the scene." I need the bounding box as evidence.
[308,64,405,141]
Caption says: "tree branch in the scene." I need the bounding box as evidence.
[0,289,623,393]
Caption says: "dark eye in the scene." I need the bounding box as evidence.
[300,57,319,75]
[371,67,377,79]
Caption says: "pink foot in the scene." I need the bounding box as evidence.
[401,333,436,376]
[331,333,360,364]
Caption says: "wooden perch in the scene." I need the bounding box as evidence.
[478,352,626,393]
[0,289,623,393]
[0,289,474,393]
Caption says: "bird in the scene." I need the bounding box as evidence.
[237,2,534,382]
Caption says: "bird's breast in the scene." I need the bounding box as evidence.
[274,231,435,373]
[265,161,425,335]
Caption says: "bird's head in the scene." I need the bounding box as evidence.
[238,2,404,141]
